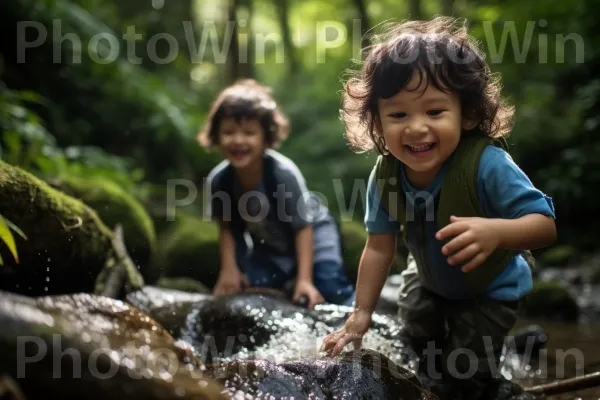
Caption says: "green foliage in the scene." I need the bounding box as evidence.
[0,213,27,265]
[1,0,599,268]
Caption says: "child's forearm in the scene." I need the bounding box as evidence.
[354,233,397,314]
[496,214,557,250]
[219,223,239,272]
[295,225,314,282]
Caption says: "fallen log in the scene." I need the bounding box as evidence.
[525,371,600,397]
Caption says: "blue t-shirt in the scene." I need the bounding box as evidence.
[364,145,556,301]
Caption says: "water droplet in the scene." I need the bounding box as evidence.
[44,287,48,292]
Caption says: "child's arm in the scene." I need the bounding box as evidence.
[213,222,248,295]
[293,225,325,308]
[436,214,556,273]
[321,232,396,357]
[436,145,557,273]
[295,225,314,282]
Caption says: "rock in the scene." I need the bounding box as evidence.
[48,176,156,275]
[156,277,211,294]
[520,280,579,322]
[538,245,580,268]
[207,348,439,400]
[149,215,220,289]
[0,290,226,400]
[0,161,130,296]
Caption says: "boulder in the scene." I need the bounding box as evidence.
[48,176,156,274]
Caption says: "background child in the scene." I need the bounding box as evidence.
[199,79,355,309]
[321,17,556,399]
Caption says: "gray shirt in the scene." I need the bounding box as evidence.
[204,149,342,274]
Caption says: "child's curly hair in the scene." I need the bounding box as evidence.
[341,16,515,154]
[198,79,289,149]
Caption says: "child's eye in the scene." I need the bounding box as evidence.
[390,112,407,119]
[427,109,445,116]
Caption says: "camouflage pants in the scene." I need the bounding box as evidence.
[397,254,520,400]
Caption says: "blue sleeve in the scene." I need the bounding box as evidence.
[364,165,401,233]
[477,145,556,219]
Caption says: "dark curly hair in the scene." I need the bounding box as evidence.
[341,16,515,154]
[198,79,289,149]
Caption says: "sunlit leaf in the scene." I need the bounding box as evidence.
[0,216,18,264]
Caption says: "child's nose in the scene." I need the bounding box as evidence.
[405,116,429,134]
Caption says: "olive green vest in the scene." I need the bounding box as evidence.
[374,134,534,296]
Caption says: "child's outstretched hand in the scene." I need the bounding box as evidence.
[293,279,325,309]
[320,309,372,357]
[213,266,249,295]
[436,215,501,272]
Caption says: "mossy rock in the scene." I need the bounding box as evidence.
[339,219,405,283]
[156,276,211,294]
[49,176,156,275]
[0,161,114,296]
[150,214,220,289]
[520,280,579,322]
[538,244,580,268]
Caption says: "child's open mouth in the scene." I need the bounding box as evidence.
[405,143,435,156]
[229,148,250,158]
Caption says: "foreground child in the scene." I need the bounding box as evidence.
[200,79,355,309]
[321,17,556,399]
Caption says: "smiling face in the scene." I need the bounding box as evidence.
[377,71,474,188]
[217,117,266,170]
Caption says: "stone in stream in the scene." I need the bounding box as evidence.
[0,290,226,400]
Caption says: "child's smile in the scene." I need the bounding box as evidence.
[218,118,266,169]
[377,71,474,188]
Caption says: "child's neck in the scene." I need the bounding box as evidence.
[405,166,442,190]
[234,155,264,191]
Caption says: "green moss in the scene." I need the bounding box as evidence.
[49,177,156,275]
[538,244,580,267]
[149,214,220,288]
[339,219,404,283]
[521,280,579,322]
[0,160,114,296]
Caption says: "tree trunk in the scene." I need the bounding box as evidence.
[352,0,371,50]
[228,0,241,83]
[440,0,454,16]
[409,0,421,19]
[276,0,297,74]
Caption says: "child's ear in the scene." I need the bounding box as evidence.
[462,117,479,131]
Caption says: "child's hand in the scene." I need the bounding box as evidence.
[212,266,249,295]
[320,309,372,357]
[436,215,501,272]
[293,279,325,309]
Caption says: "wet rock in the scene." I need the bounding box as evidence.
[0,290,226,400]
[207,348,438,400]
[156,277,211,294]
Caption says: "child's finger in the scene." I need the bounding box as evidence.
[441,231,473,256]
[461,252,487,272]
[330,333,362,357]
[447,242,480,265]
[436,221,467,241]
